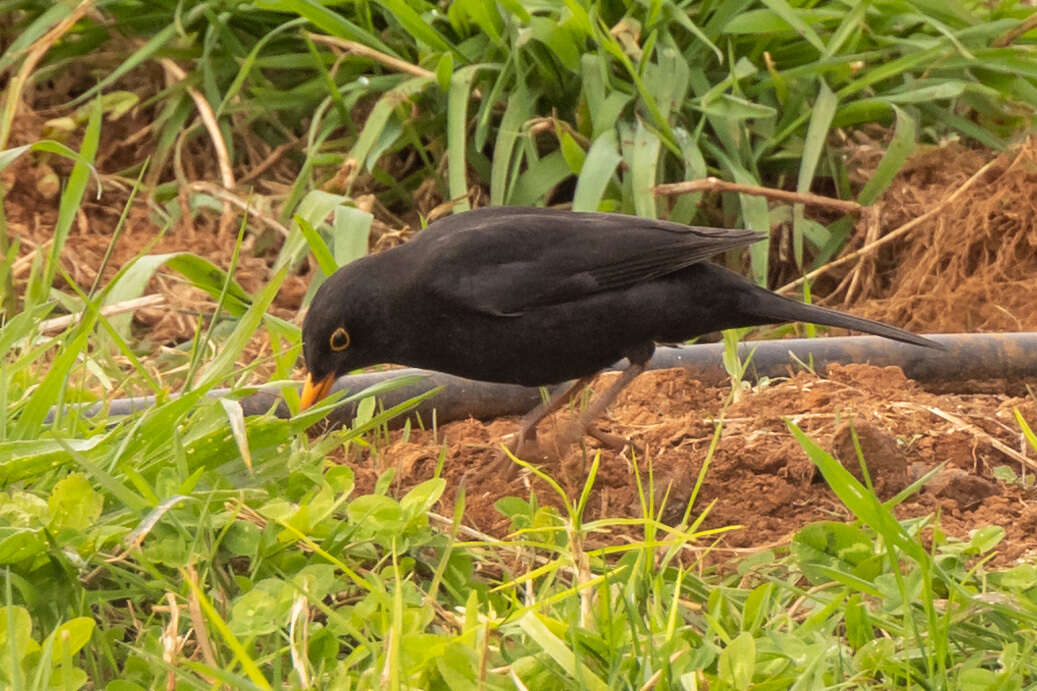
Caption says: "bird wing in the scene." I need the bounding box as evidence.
[418,207,765,316]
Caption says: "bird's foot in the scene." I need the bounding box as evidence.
[486,416,641,479]
[538,417,640,458]
[586,425,637,453]
[477,430,548,480]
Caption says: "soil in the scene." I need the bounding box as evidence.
[352,365,1037,567]
[5,99,1037,567]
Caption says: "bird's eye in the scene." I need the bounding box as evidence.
[329,327,351,352]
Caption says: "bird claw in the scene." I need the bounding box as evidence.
[586,425,636,453]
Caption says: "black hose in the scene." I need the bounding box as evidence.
[46,332,1037,427]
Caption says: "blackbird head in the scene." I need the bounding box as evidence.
[299,263,382,411]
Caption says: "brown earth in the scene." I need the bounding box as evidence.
[351,365,1037,567]
[4,100,1037,566]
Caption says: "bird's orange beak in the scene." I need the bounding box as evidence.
[299,373,336,411]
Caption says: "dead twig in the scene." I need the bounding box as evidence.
[306,33,434,79]
[840,204,881,306]
[653,177,863,216]
[39,294,165,334]
[993,14,1037,47]
[159,59,235,192]
[12,238,52,277]
[159,58,236,234]
[239,138,303,185]
[184,181,290,237]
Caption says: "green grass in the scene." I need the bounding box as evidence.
[2,0,1037,687]
[5,0,1036,279]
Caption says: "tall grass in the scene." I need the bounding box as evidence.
[5,0,1035,281]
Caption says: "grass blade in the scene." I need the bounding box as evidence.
[448,65,483,213]
[571,130,621,212]
[857,106,916,205]
[794,80,838,267]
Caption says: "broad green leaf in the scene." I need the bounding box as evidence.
[0,437,107,483]
[43,617,95,659]
[794,81,838,267]
[723,159,770,284]
[883,80,967,104]
[230,587,281,637]
[844,595,873,649]
[346,96,395,172]
[517,613,609,691]
[792,522,877,584]
[331,206,372,267]
[0,606,37,662]
[276,189,350,272]
[47,473,103,533]
[695,94,776,120]
[787,421,926,562]
[572,130,621,211]
[558,128,585,174]
[0,528,46,564]
[400,478,446,520]
[448,65,484,213]
[528,17,580,72]
[646,47,690,123]
[491,87,531,205]
[717,631,755,690]
[347,495,404,529]
[628,121,661,218]
[510,150,571,207]
[670,128,708,223]
[723,8,842,35]
[857,106,916,205]
[591,92,631,140]
[436,53,454,92]
[455,0,506,45]
[296,216,338,275]
[0,141,94,175]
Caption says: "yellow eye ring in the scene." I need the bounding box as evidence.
[329,327,351,352]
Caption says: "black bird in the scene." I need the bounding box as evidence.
[300,207,938,449]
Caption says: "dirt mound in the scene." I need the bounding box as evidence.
[347,365,1037,566]
[840,138,1037,332]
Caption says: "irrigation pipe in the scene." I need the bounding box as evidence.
[46,332,1037,427]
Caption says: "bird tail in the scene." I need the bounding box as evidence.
[740,287,941,349]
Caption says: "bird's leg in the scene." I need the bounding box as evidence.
[552,361,646,449]
[510,344,654,460]
[511,374,596,453]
